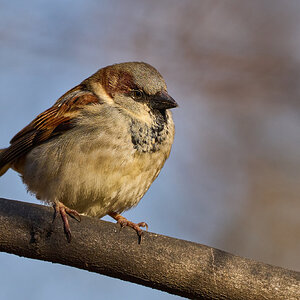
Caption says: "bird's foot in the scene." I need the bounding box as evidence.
[109,212,148,243]
[53,201,81,242]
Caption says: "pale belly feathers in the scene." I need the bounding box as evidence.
[20,105,174,217]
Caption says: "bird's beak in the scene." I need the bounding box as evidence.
[150,91,178,110]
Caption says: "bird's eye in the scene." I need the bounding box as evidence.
[131,90,144,100]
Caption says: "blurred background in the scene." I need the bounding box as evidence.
[1,0,300,299]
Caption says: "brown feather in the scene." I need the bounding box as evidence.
[0,86,99,169]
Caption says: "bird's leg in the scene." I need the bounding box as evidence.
[109,212,148,242]
[53,201,81,242]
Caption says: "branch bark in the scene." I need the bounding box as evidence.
[0,198,299,299]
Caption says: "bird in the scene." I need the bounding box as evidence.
[0,62,177,242]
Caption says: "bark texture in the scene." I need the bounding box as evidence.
[0,198,299,299]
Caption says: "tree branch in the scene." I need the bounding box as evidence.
[0,198,299,299]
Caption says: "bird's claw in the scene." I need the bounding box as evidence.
[119,219,148,235]
[109,212,148,243]
[53,202,81,242]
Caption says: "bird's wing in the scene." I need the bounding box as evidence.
[0,85,100,169]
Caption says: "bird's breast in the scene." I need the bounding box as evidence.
[22,106,175,218]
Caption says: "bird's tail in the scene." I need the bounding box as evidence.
[0,149,10,177]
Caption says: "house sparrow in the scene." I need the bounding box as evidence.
[0,62,177,242]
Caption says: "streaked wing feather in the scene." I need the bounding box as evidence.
[0,86,99,169]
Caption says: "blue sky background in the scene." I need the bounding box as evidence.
[1,1,300,299]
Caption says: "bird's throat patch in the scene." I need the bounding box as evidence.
[130,110,169,153]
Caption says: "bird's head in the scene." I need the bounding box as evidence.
[86,62,178,118]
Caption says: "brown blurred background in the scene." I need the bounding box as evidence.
[0,1,299,299]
